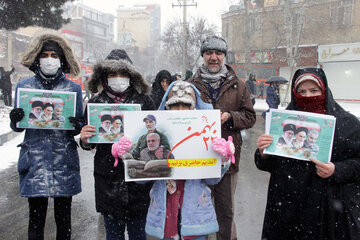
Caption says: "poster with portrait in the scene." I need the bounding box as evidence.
[16,88,76,130]
[263,109,336,163]
[87,103,141,143]
[123,110,222,182]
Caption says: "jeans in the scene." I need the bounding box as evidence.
[103,213,146,240]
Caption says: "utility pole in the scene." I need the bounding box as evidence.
[6,30,13,69]
[172,0,197,78]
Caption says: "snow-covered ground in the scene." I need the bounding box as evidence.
[0,99,359,171]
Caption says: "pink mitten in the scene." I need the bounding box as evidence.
[111,136,132,167]
[212,136,235,164]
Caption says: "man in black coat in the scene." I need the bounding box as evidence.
[0,65,15,106]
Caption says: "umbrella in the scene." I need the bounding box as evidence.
[265,76,289,84]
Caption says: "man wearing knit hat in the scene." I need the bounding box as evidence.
[188,35,256,240]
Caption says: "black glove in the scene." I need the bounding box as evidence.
[9,108,25,123]
[68,116,81,130]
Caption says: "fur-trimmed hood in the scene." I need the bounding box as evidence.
[88,58,151,94]
[21,31,81,76]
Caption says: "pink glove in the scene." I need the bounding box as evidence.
[212,136,235,164]
[111,136,132,167]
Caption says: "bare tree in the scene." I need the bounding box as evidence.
[161,16,217,74]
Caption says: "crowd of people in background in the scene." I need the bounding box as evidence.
[6,30,360,240]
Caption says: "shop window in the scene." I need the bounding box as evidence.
[249,14,261,33]
[330,0,353,27]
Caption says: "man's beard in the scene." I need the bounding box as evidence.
[148,143,160,151]
[42,112,52,121]
[32,110,41,120]
[101,122,111,133]
[147,126,156,131]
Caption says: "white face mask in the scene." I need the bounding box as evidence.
[108,77,130,93]
[40,57,61,76]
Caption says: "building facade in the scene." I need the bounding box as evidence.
[222,0,360,101]
[116,4,161,78]
[63,2,115,62]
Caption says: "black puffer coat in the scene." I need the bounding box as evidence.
[84,91,154,218]
[255,68,360,240]
[81,50,155,219]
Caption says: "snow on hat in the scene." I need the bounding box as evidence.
[106,49,133,64]
[294,73,323,91]
[143,114,156,122]
[200,35,228,56]
[165,81,196,110]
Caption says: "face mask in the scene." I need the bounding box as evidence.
[108,77,130,93]
[40,57,61,76]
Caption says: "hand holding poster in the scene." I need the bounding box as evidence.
[16,88,76,130]
[123,110,221,181]
[263,109,336,163]
[87,103,141,143]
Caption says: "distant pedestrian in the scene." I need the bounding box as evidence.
[266,82,280,109]
[150,69,173,109]
[245,73,256,105]
[258,81,264,98]
[8,31,84,240]
[0,65,15,106]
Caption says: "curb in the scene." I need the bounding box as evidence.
[0,131,21,146]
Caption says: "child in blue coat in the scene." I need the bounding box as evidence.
[113,81,234,239]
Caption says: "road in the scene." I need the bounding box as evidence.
[0,116,269,240]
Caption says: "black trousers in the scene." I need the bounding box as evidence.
[28,197,72,240]
[2,88,12,106]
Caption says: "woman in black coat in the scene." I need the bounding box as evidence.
[80,49,155,240]
[150,69,173,109]
[255,68,360,240]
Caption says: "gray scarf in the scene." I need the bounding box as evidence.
[200,64,228,89]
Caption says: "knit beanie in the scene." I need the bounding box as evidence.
[200,36,228,56]
[165,81,196,110]
[294,73,324,93]
[101,49,133,99]
[105,49,133,64]
[41,40,64,58]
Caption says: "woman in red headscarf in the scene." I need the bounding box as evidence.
[255,68,360,240]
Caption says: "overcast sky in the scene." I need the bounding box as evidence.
[80,0,238,33]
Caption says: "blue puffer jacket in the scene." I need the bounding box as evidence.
[145,165,229,238]
[12,74,84,197]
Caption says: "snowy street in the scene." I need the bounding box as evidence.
[0,99,359,239]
